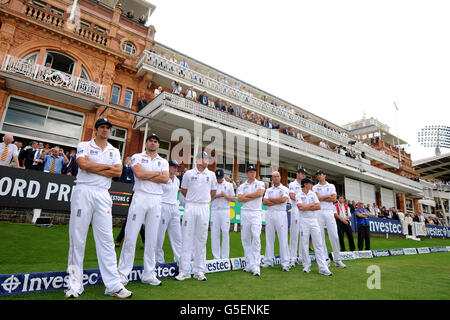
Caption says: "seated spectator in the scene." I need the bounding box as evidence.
[41,146,69,174]
[126,10,134,19]
[138,14,146,24]
[198,91,209,106]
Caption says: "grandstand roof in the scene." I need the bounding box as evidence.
[413,152,450,181]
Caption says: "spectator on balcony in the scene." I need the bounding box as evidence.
[234,105,241,118]
[126,10,134,19]
[179,60,190,69]
[41,146,69,174]
[198,91,209,106]
[227,104,234,115]
[262,118,272,129]
[215,98,225,112]
[138,14,146,25]
[170,54,177,64]
[154,86,163,97]
[185,86,197,101]
[171,81,182,95]
[296,130,304,141]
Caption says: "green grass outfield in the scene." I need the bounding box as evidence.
[0,221,449,300]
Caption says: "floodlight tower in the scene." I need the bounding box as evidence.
[417,125,450,156]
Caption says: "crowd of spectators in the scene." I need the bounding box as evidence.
[0,134,78,176]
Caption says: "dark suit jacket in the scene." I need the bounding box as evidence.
[63,156,78,176]
[21,148,36,169]
[119,165,135,184]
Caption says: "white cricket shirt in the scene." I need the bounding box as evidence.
[296,190,320,219]
[75,139,122,189]
[161,175,180,205]
[264,184,289,212]
[237,179,265,211]
[211,180,235,210]
[312,182,337,211]
[288,179,303,207]
[131,152,169,195]
[180,166,217,204]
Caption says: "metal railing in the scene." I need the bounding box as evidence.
[140,92,421,191]
[137,50,399,168]
[1,55,105,100]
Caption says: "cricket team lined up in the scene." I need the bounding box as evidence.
[64,118,347,299]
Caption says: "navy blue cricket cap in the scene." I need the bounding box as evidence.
[215,168,224,179]
[246,165,257,172]
[146,133,160,143]
[316,169,326,175]
[168,160,180,167]
[301,178,314,186]
[196,151,209,159]
[94,118,112,129]
[297,168,307,174]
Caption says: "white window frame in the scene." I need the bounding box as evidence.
[110,84,122,104]
[124,88,134,108]
[122,41,137,55]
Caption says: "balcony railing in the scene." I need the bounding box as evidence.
[137,50,399,168]
[139,92,422,192]
[1,55,105,100]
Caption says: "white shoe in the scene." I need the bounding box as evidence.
[302,267,311,273]
[64,289,79,298]
[193,273,207,281]
[282,266,290,272]
[334,261,347,268]
[319,269,333,276]
[261,263,273,268]
[175,273,191,281]
[106,287,133,298]
[142,275,162,286]
[253,270,260,277]
[289,262,296,268]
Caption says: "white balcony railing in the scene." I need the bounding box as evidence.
[137,50,399,168]
[139,92,422,192]
[1,55,105,100]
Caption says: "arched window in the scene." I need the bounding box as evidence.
[80,66,90,81]
[23,51,39,65]
[122,41,137,55]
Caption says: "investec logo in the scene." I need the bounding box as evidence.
[0,271,100,296]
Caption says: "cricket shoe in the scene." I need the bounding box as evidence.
[253,270,260,277]
[282,266,290,272]
[319,269,333,276]
[175,273,191,281]
[142,272,162,286]
[106,287,133,298]
[302,267,311,273]
[334,261,347,268]
[193,273,207,281]
[64,289,80,299]
[243,266,252,273]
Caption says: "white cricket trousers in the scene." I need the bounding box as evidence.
[67,185,123,295]
[299,217,330,272]
[210,208,231,260]
[241,210,262,273]
[318,210,342,262]
[118,192,161,285]
[179,202,210,276]
[264,210,290,268]
[289,207,301,264]
[156,203,182,264]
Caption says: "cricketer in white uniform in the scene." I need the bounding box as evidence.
[237,166,266,277]
[262,171,290,271]
[175,151,217,281]
[288,168,307,267]
[312,170,346,269]
[0,133,21,168]
[210,168,235,260]
[156,159,182,265]
[118,133,169,287]
[66,118,132,298]
[296,178,332,276]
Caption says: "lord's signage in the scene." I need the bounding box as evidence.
[0,166,132,216]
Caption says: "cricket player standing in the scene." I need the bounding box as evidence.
[156,160,182,265]
[313,170,346,268]
[262,171,290,271]
[66,118,132,298]
[296,178,332,276]
[118,133,169,287]
[175,151,217,281]
[210,168,235,260]
[237,166,266,277]
[288,168,307,267]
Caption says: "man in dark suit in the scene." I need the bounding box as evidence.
[198,91,209,106]
[63,149,78,176]
[21,141,37,169]
[119,157,135,184]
